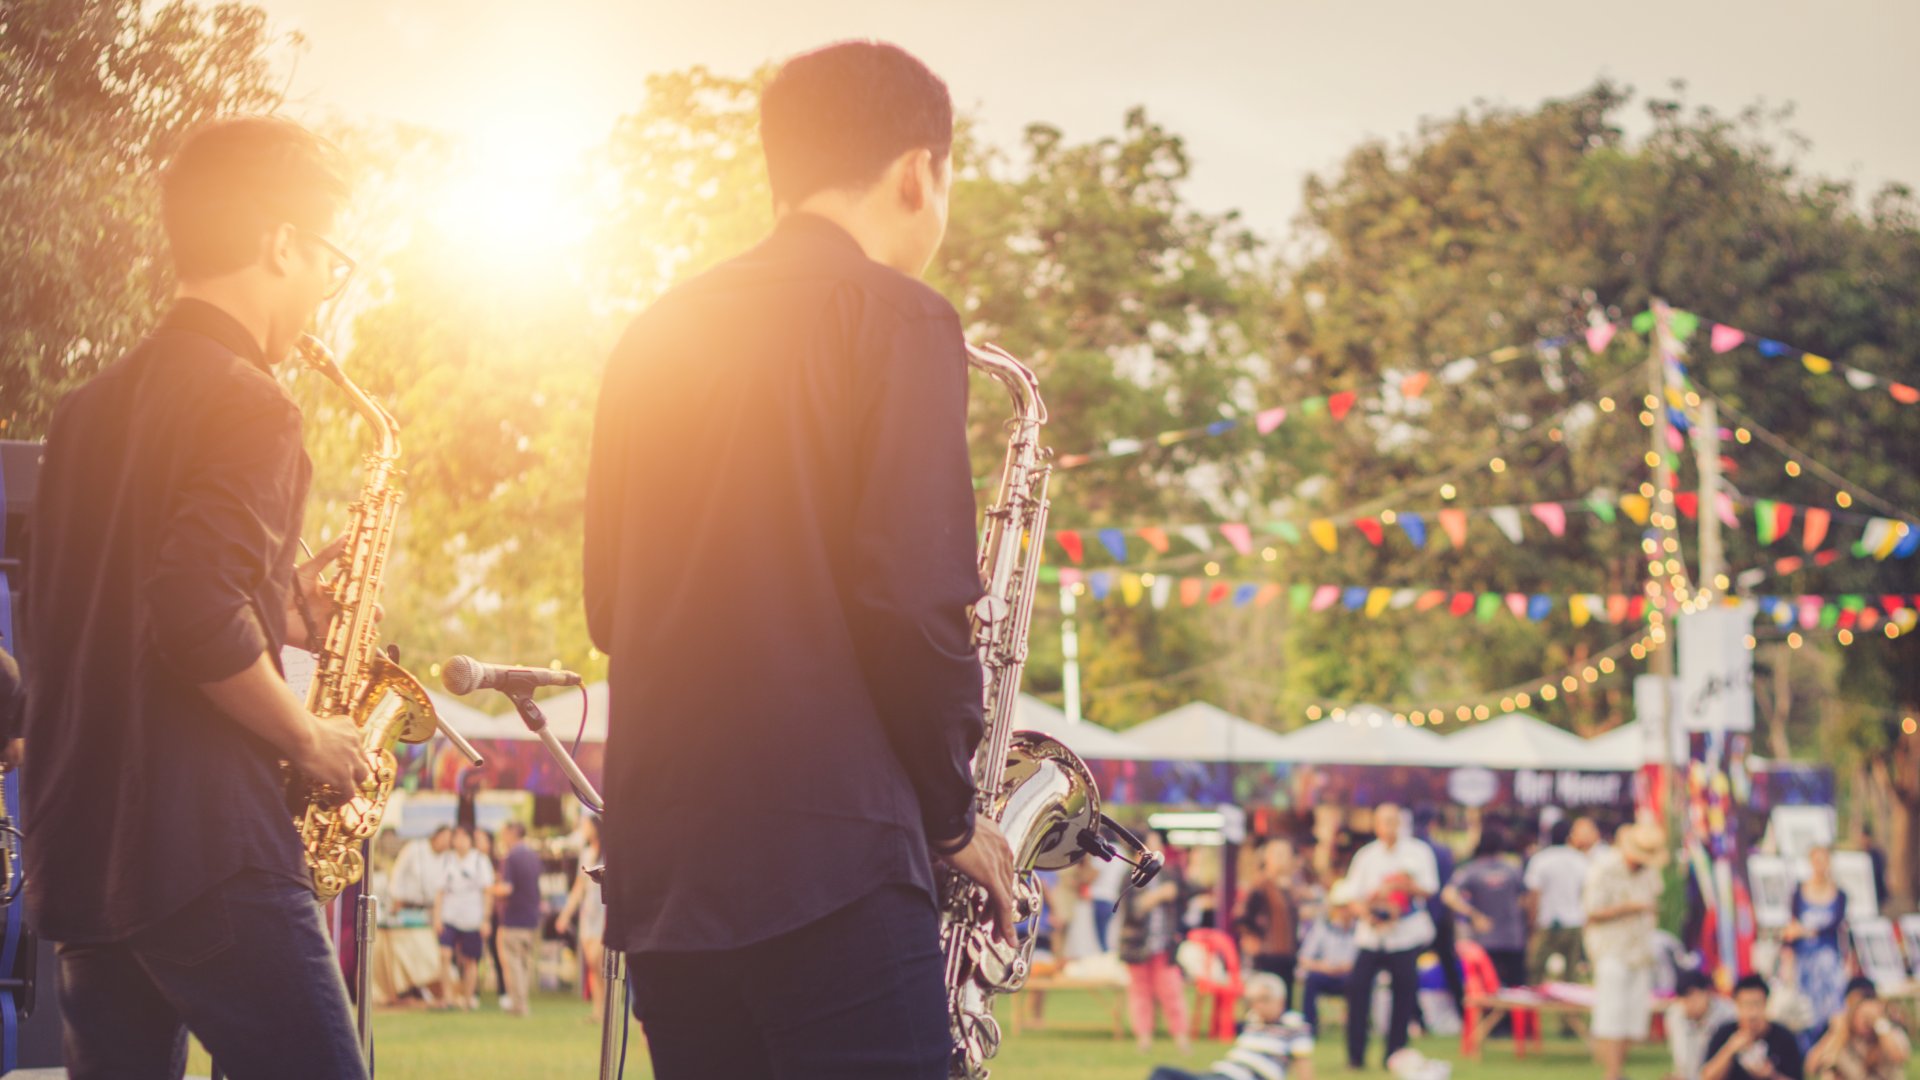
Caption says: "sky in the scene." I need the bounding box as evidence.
[254,0,1920,238]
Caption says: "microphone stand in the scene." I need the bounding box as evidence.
[499,684,627,1078]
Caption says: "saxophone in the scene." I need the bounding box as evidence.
[942,344,1163,1079]
[288,334,441,902]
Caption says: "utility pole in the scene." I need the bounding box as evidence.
[1648,299,1681,832]
[1061,584,1083,724]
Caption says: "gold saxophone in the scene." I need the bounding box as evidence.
[288,334,441,902]
[941,344,1162,1079]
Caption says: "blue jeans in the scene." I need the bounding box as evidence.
[1300,969,1347,1034]
[629,884,949,1079]
[56,868,366,1080]
[1093,899,1116,950]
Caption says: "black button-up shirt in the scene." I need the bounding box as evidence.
[585,213,986,952]
[0,649,19,744]
[22,299,314,943]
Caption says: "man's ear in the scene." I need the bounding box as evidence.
[264,221,300,279]
[896,148,933,213]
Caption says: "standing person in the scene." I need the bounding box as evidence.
[1091,850,1131,952]
[582,40,1018,1079]
[475,827,506,1002]
[432,825,494,1011]
[1702,975,1806,1080]
[18,117,371,1080]
[1524,816,1600,984]
[1120,830,1192,1054]
[496,821,544,1017]
[388,826,453,917]
[1784,846,1850,1048]
[1442,827,1529,987]
[1584,821,1669,1080]
[1343,803,1440,1070]
[1668,969,1739,1080]
[1237,837,1303,1007]
[1296,879,1361,1036]
[556,815,609,1022]
[1414,808,1464,1012]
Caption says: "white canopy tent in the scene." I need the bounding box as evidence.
[1440,712,1614,770]
[1120,701,1296,762]
[1264,705,1470,767]
[1583,721,1651,771]
[1011,694,1152,761]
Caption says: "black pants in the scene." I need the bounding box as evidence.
[1345,946,1421,1068]
[57,869,366,1080]
[1250,952,1297,1010]
[1430,908,1464,1009]
[628,884,949,1080]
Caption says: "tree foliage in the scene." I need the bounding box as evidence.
[0,0,287,433]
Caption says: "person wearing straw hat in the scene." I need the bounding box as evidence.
[1584,821,1670,1080]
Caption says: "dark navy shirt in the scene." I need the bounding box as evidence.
[22,300,313,943]
[500,843,544,929]
[585,213,986,952]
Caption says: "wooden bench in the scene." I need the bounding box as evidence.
[1006,974,1133,1040]
[1461,987,1592,1060]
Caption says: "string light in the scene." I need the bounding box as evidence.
[1380,510,1398,524]
[1599,397,1617,412]
[1204,562,1220,576]
[1440,484,1457,500]
[1785,461,1802,477]
[1835,492,1852,508]
[1489,457,1508,474]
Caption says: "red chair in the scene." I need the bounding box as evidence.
[1184,928,1243,1042]
[1456,939,1540,1059]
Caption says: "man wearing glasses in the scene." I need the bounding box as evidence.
[20,116,372,1079]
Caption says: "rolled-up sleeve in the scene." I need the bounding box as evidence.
[846,303,986,843]
[143,380,305,683]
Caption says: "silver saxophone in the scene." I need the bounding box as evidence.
[942,344,1163,1079]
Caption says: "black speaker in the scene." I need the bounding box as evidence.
[1,438,61,1072]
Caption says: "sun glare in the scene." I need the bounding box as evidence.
[426,118,595,269]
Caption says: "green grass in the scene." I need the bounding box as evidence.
[189,985,1704,1079]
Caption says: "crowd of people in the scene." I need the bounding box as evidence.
[1017,800,1912,1080]
[373,815,607,1019]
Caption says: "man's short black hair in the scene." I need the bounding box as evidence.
[431,825,453,839]
[1845,976,1878,1000]
[1676,969,1716,996]
[759,41,953,208]
[161,116,348,280]
[1733,973,1770,998]
[1548,818,1573,846]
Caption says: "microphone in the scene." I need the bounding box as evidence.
[441,655,582,696]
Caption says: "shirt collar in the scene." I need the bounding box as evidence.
[159,299,270,372]
[770,211,869,260]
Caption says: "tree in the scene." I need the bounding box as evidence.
[0,1,288,434]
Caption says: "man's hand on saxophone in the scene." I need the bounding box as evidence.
[939,817,1020,946]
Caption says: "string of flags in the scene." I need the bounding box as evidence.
[1048,494,1917,564]
[1047,320,1620,470]
[1039,305,1914,475]
[1682,314,1920,406]
[1044,565,1920,634]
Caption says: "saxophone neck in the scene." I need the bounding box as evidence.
[297,334,402,461]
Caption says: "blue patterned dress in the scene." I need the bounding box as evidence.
[1790,883,1848,1046]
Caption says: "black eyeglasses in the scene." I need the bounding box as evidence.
[303,230,357,300]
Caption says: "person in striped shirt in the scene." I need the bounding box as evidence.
[1148,972,1317,1080]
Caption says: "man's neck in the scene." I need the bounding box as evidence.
[783,197,902,274]
[175,281,273,359]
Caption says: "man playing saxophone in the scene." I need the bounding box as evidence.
[584,40,1017,1079]
[21,117,371,1080]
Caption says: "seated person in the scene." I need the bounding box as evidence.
[1148,972,1315,1080]
[1296,879,1360,1036]
[1805,981,1910,1080]
[1667,969,1737,1080]
[1702,974,1805,1080]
